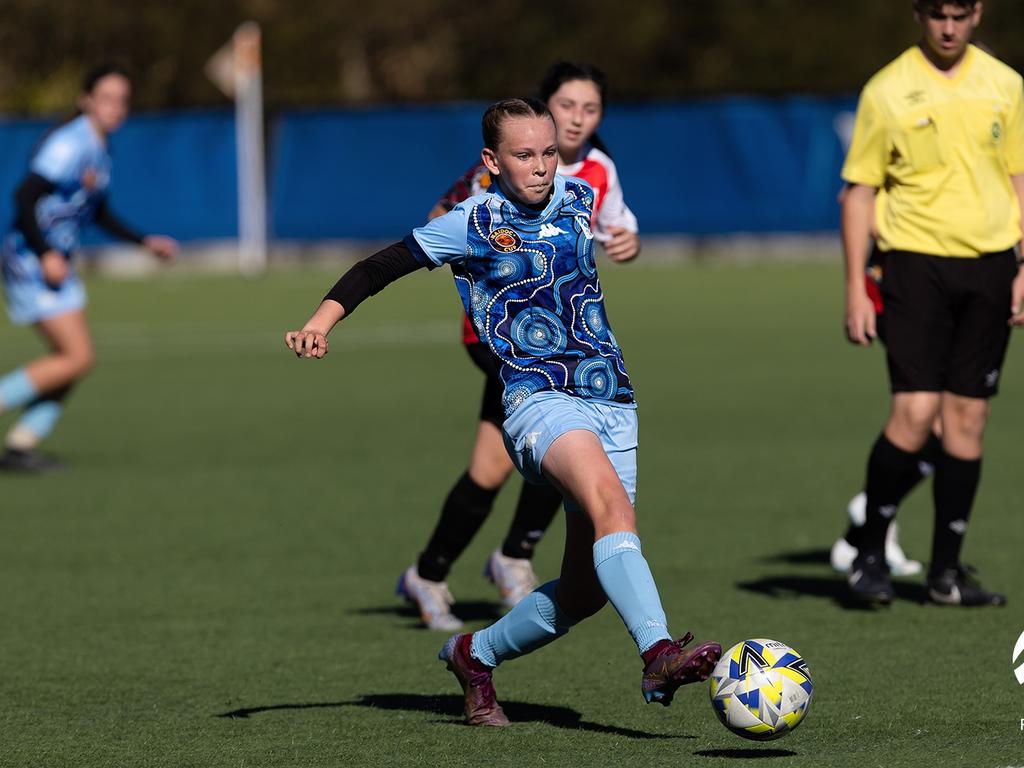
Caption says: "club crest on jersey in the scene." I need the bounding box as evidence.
[489,228,522,253]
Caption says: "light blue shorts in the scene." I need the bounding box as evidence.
[2,237,86,326]
[502,390,638,512]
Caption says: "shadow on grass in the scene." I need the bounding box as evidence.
[350,600,504,625]
[693,748,797,759]
[736,573,929,609]
[759,548,831,566]
[217,693,690,739]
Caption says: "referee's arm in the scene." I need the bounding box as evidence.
[1010,174,1024,326]
[841,183,879,345]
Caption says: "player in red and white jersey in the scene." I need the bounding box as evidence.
[559,145,637,246]
[398,62,641,630]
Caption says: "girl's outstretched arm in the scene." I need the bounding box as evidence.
[284,240,423,359]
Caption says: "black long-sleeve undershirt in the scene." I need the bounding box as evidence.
[13,172,144,258]
[323,240,424,315]
[14,173,56,256]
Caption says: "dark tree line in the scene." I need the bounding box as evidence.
[2,0,1022,114]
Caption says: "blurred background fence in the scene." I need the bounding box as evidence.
[0,96,857,245]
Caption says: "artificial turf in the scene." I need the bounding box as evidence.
[1,260,1021,767]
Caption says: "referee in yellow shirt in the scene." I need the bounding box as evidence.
[841,0,1024,606]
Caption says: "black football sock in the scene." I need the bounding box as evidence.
[500,481,563,560]
[417,471,500,582]
[929,451,981,577]
[844,430,943,548]
[857,433,924,556]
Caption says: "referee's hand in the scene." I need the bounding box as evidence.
[845,292,877,346]
[285,329,329,359]
[1010,269,1024,327]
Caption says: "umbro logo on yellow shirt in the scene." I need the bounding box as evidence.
[905,89,926,105]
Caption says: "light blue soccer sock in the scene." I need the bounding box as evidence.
[6,400,64,450]
[470,580,576,668]
[593,532,671,654]
[0,368,39,413]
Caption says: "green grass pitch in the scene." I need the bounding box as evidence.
[1,261,1022,767]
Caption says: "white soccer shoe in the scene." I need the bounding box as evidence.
[829,492,923,577]
[484,550,538,608]
[397,565,464,631]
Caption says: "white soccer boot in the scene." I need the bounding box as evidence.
[484,550,538,608]
[396,565,464,631]
[830,492,923,576]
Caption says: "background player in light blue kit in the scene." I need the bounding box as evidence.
[0,64,178,471]
[285,98,720,726]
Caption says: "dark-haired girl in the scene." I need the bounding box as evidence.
[0,65,178,471]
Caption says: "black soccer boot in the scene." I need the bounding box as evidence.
[927,564,1006,607]
[0,448,65,473]
[847,551,894,605]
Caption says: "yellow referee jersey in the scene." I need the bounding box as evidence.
[842,44,1024,257]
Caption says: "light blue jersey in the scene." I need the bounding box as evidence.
[2,115,110,324]
[22,114,112,255]
[406,174,634,416]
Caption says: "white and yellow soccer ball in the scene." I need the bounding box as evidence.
[709,638,813,741]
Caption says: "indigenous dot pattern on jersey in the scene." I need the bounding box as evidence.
[455,179,634,414]
[709,639,813,741]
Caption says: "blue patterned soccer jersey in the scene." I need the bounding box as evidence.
[406,174,634,415]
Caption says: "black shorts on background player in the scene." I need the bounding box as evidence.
[465,342,506,428]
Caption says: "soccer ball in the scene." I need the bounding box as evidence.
[709,638,813,741]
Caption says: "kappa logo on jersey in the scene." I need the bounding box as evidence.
[489,228,522,253]
[1013,629,1024,685]
[538,223,567,238]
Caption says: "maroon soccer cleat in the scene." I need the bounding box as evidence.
[641,632,722,705]
[439,633,510,726]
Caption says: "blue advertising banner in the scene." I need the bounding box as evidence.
[2,98,859,243]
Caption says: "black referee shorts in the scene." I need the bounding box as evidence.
[465,342,505,427]
[877,247,1017,399]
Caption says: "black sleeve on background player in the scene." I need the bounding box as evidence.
[13,172,57,257]
[323,241,423,315]
[93,197,145,244]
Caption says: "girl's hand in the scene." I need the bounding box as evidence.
[604,227,640,262]
[285,329,329,359]
[40,250,68,288]
[144,235,179,262]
